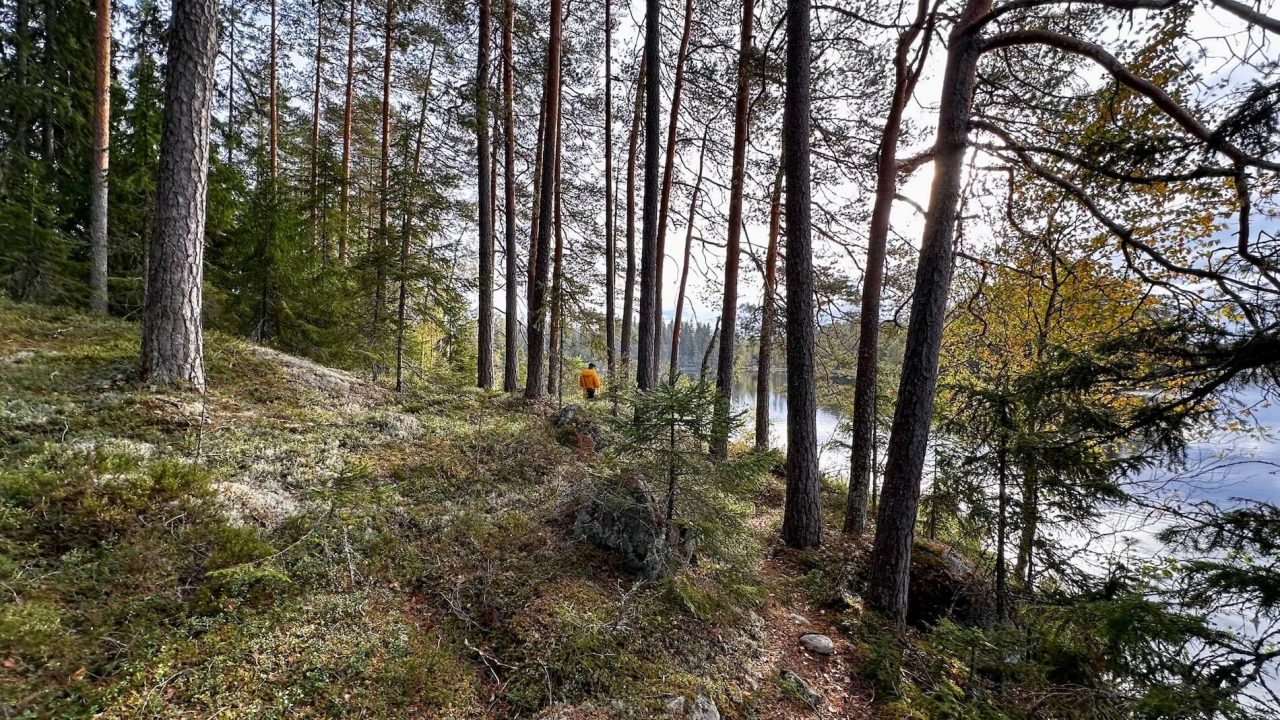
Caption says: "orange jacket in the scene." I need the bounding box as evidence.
[578,368,602,391]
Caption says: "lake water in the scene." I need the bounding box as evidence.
[731,375,1280,507]
[733,374,1280,694]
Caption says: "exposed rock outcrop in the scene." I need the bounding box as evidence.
[571,476,667,579]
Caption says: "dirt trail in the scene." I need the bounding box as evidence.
[735,554,874,719]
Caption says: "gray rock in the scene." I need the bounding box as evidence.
[779,668,822,709]
[572,477,667,579]
[799,633,835,655]
[688,695,719,720]
[664,695,685,716]
[554,405,577,426]
[787,611,811,626]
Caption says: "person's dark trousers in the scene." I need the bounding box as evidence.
[586,388,596,399]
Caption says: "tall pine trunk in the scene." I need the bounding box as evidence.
[603,0,616,384]
[547,109,564,397]
[868,0,990,625]
[476,0,495,389]
[526,72,547,313]
[754,162,783,451]
[712,0,754,458]
[89,0,111,313]
[339,0,356,263]
[501,0,519,391]
[780,0,821,550]
[524,0,562,399]
[620,59,644,382]
[668,129,708,382]
[844,0,934,535]
[636,0,661,391]
[140,0,218,390]
[650,0,694,366]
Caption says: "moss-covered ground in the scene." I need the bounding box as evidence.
[0,301,820,718]
[4,300,1028,719]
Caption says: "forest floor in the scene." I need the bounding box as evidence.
[0,300,957,719]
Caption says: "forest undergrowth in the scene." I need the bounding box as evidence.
[1,300,1094,719]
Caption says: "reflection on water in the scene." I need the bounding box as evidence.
[728,372,1278,506]
[729,374,848,476]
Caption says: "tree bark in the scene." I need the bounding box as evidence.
[140,0,218,390]
[650,0,694,366]
[712,0,754,458]
[89,0,111,314]
[620,59,644,382]
[526,66,547,313]
[477,0,495,389]
[524,0,563,399]
[339,0,356,263]
[780,0,821,550]
[754,161,783,451]
[547,104,564,397]
[603,0,616,384]
[668,129,709,382]
[844,0,934,534]
[636,0,661,391]
[867,0,991,625]
[501,0,519,392]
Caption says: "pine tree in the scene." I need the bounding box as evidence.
[140,0,218,390]
[712,0,754,458]
[780,0,821,550]
[475,0,494,390]
[524,0,563,399]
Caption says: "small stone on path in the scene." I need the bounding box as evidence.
[799,633,835,655]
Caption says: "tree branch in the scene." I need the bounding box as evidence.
[980,29,1280,172]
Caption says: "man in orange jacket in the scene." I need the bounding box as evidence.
[578,363,603,399]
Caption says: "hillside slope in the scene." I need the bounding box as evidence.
[1,301,888,719]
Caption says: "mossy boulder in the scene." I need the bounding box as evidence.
[571,476,667,579]
[907,540,996,628]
